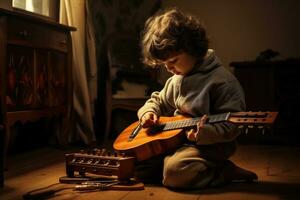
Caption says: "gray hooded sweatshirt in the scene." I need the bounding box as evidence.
[138,49,246,145]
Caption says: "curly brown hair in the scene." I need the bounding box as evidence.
[141,8,209,67]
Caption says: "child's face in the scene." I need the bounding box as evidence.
[161,52,197,76]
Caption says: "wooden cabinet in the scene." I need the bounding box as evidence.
[0,9,75,186]
[231,59,300,144]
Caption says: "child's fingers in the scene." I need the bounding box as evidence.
[198,114,208,127]
[141,112,158,127]
[152,113,158,123]
[185,129,196,141]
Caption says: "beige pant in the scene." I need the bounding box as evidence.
[162,141,236,189]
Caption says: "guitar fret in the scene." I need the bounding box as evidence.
[167,123,174,130]
[164,123,170,130]
[163,118,199,131]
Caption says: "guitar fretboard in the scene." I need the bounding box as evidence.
[151,113,230,132]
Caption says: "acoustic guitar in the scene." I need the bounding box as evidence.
[113,112,278,161]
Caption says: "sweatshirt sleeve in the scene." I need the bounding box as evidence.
[137,77,177,120]
[195,80,246,145]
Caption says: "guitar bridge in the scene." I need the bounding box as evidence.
[128,124,142,141]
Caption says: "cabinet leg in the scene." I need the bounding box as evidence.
[3,127,10,170]
[0,125,4,187]
[0,125,12,187]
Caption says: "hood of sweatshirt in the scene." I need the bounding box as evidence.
[188,49,222,75]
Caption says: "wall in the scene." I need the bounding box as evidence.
[0,0,10,9]
[162,0,300,69]
[90,0,162,139]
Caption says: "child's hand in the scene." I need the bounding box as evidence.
[140,112,158,128]
[186,115,208,142]
[186,129,197,142]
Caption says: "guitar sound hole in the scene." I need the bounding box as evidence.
[148,124,165,135]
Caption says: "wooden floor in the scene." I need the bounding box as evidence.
[1,143,300,200]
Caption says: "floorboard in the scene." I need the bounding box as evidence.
[1,143,300,200]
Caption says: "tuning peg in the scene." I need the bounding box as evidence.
[96,149,102,156]
[87,159,93,164]
[238,125,244,129]
[101,148,107,156]
[262,128,265,135]
[92,148,100,155]
[103,160,110,166]
[245,128,249,135]
[247,125,254,129]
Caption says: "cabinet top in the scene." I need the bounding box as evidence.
[0,8,76,32]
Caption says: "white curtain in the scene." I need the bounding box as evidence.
[60,0,97,144]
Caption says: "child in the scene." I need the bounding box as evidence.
[136,8,257,189]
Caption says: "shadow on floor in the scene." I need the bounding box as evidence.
[171,181,300,198]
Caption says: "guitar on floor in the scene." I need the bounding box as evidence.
[113,112,278,161]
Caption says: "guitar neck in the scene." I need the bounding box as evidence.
[162,113,230,131]
[155,111,277,132]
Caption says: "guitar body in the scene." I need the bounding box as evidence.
[113,115,189,161]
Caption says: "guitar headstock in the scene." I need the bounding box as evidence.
[228,111,278,127]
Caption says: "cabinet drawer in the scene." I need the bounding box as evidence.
[7,18,68,52]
